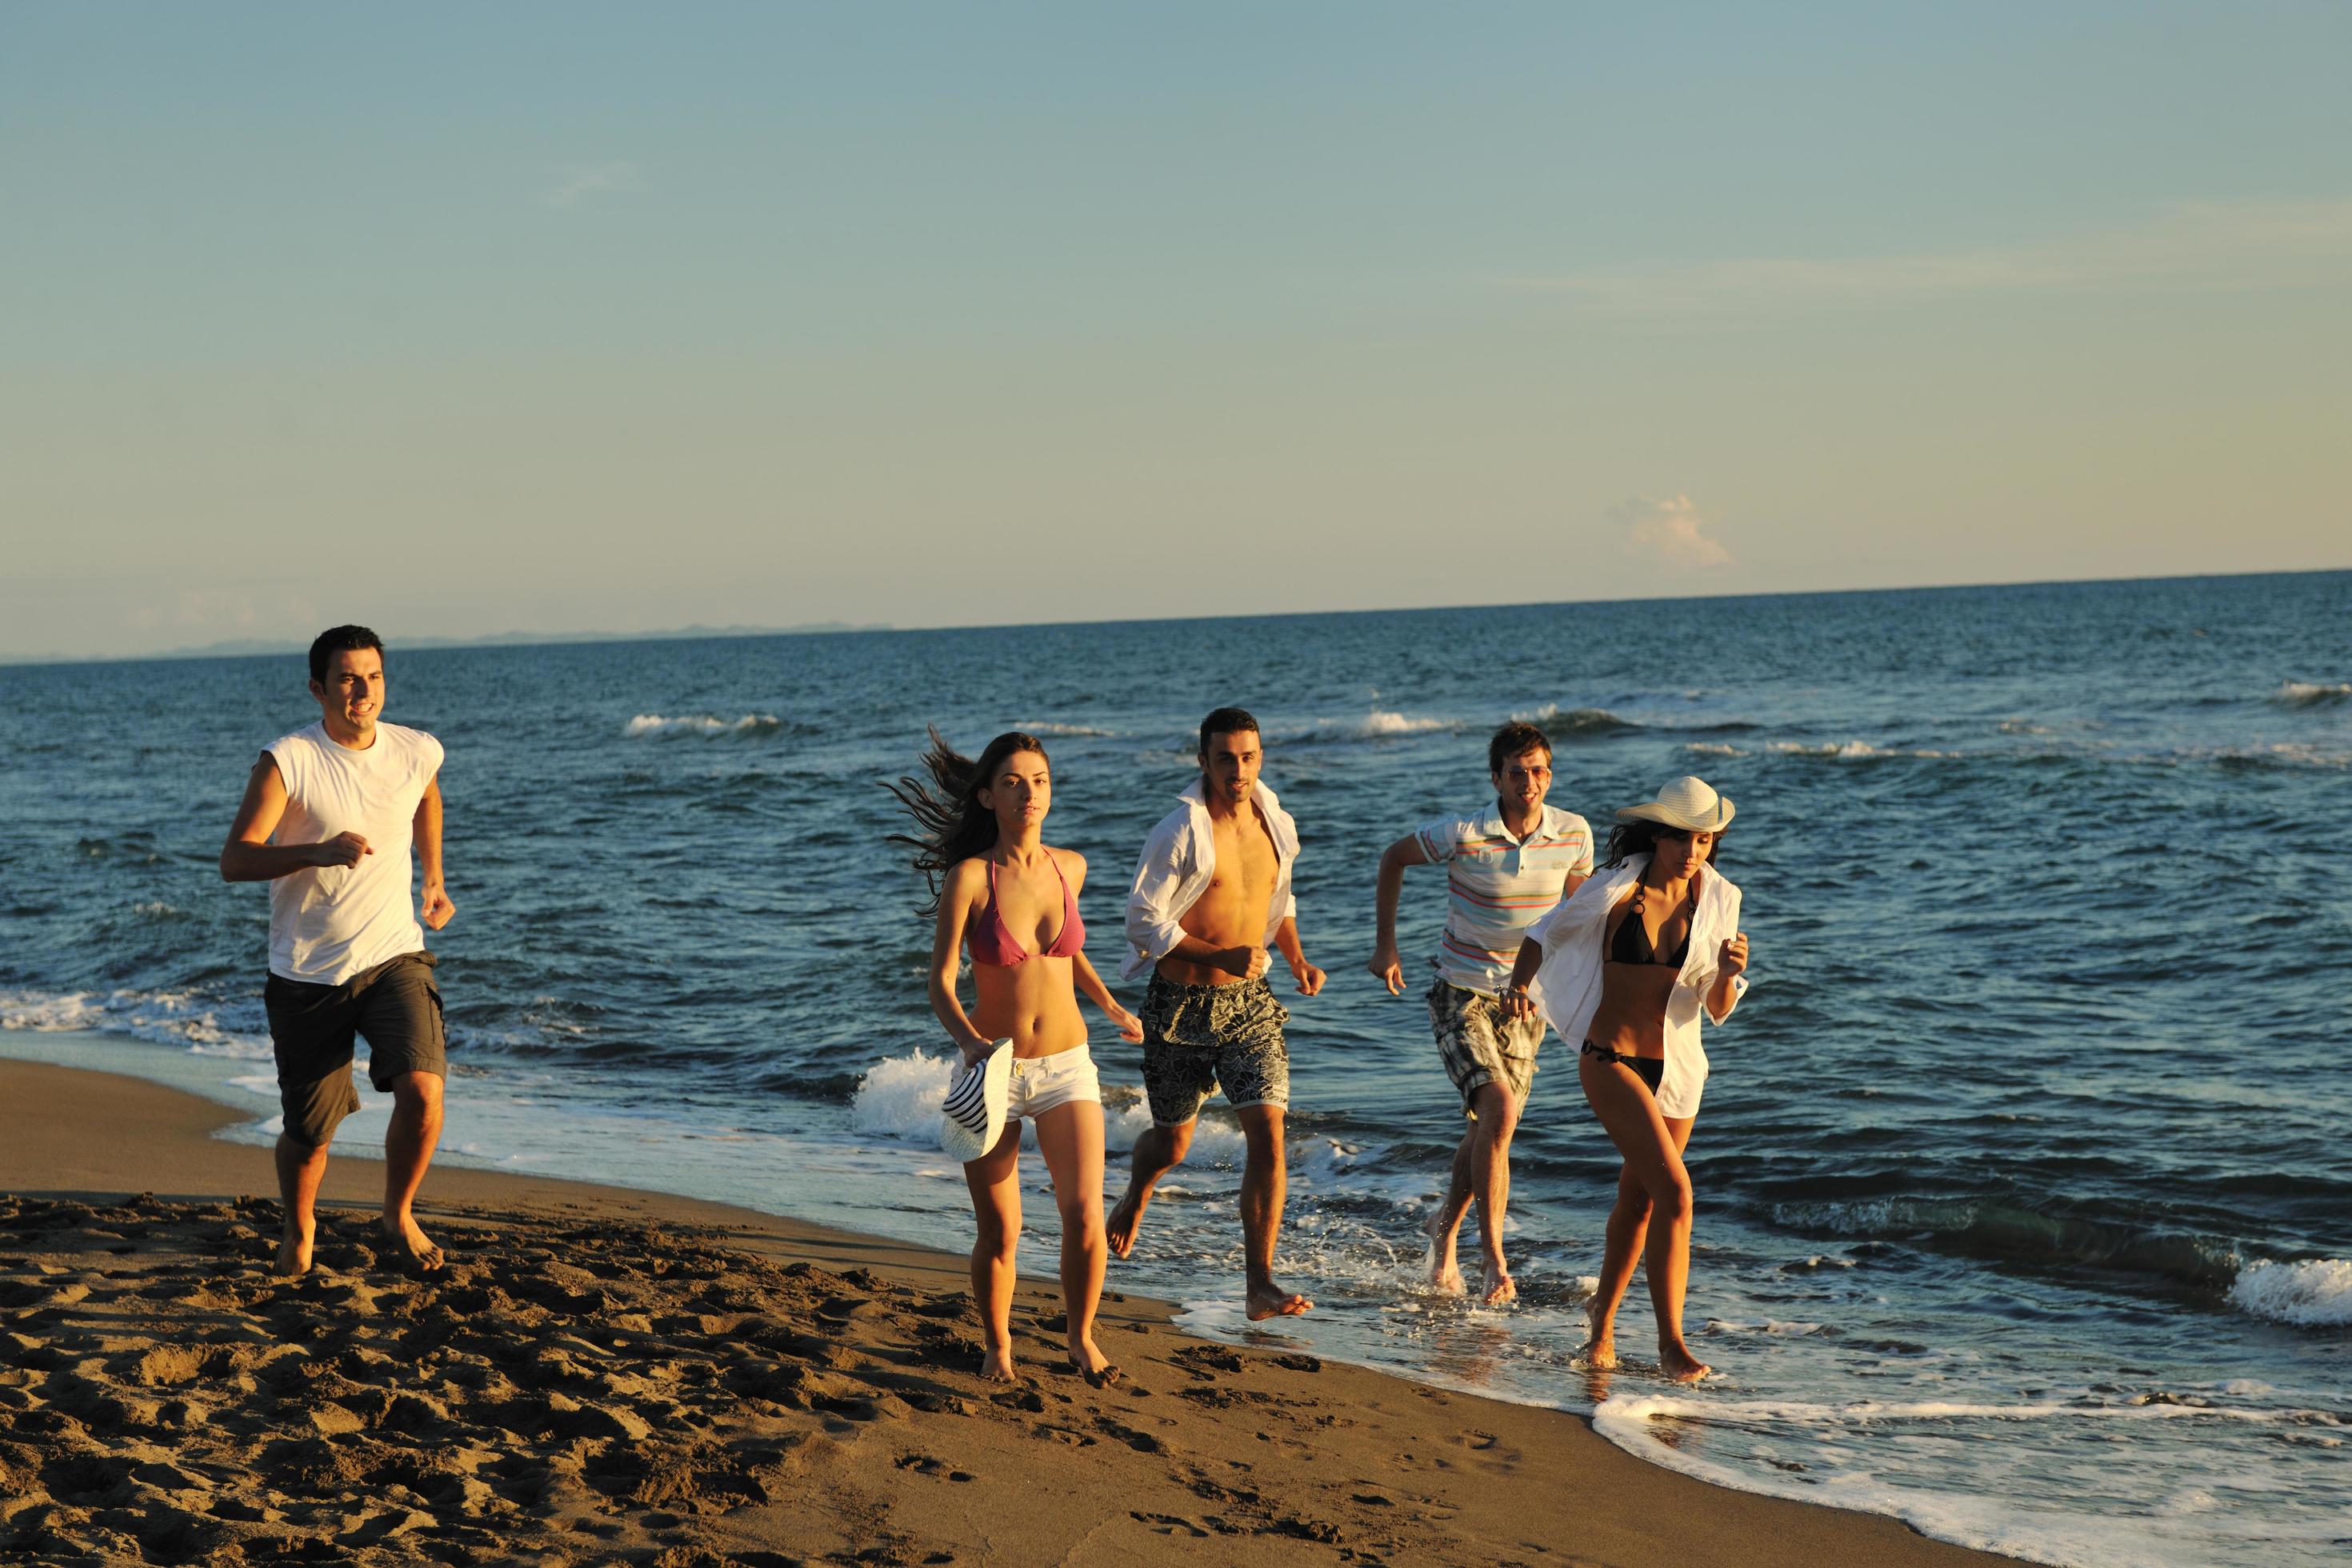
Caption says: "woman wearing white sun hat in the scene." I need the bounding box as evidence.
[886,729,1144,1389]
[1502,776,1750,1383]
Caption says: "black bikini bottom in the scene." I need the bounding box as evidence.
[1582,1041,1664,1094]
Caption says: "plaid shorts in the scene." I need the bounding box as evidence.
[1139,974,1290,1126]
[1427,978,1545,1116]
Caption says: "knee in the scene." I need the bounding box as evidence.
[1242,1111,1285,1157]
[974,1215,1020,1262]
[1649,1173,1694,1222]
[1475,1094,1519,1148]
[1156,1122,1195,1165]
[1059,1192,1104,1235]
[390,1072,443,1112]
[1614,1186,1652,1226]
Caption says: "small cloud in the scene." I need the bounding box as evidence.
[545,161,643,209]
[1614,495,1733,570]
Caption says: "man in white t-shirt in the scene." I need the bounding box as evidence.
[220,626,455,1277]
[1369,719,1591,1305]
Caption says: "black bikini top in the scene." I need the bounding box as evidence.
[1609,886,1691,969]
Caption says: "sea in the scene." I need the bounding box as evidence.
[2,570,2347,1566]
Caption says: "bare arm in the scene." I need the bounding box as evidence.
[927,864,994,1063]
[1500,936,1543,1021]
[1064,851,1142,1040]
[1273,915,1324,997]
[413,774,455,930]
[1367,834,1430,995]
[219,755,367,882]
[1706,932,1750,1022]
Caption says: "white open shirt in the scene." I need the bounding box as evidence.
[1122,778,1300,981]
[1524,854,1746,1118]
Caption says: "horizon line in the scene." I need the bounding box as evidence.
[4,562,2345,670]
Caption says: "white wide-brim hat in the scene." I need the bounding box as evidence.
[938,1038,1014,1162]
[1615,775,1735,832]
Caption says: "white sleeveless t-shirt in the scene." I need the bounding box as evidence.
[263,721,445,986]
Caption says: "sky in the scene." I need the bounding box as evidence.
[4,2,2348,659]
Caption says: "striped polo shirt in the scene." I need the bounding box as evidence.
[1416,804,1594,995]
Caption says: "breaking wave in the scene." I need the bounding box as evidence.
[2273,681,2350,707]
[2228,1258,2352,1327]
[622,714,786,739]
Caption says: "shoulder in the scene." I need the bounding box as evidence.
[382,723,444,768]
[1546,807,1593,838]
[1145,802,1197,844]
[1049,846,1088,879]
[943,857,990,896]
[264,723,320,758]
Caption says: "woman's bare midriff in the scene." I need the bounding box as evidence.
[970,958,1090,1058]
[1586,962,1678,1058]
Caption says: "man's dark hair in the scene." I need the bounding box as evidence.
[309,625,386,686]
[1198,706,1261,756]
[1487,720,1552,778]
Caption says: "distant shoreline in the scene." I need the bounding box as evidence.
[4,563,2344,670]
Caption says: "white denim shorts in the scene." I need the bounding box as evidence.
[1005,1044,1102,1122]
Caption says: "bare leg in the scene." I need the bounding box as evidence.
[962,1122,1025,1382]
[1106,1118,1193,1259]
[1034,1099,1117,1386]
[274,1134,330,1276]
[1425,1121,1474,1295]
[1237,1105,1311,1320]
[380,1071,446,1271]
[1469,1084,1522,1305]
[1586,1162,1651,1368]
[1578,1056,1707,1382]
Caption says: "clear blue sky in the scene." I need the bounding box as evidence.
[5,2,2348,657]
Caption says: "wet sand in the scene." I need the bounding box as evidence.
[0,1058,2012,1566]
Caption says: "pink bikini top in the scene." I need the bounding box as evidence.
[970,850,1086,966]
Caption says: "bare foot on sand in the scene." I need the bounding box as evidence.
[1106,1191,1148,1260]
[380,1214,445,1274]
[978,1349,1022,1383]
[1660,1342,1711,1383]
[1480,1266,1517,1306]
[1246,1280,1314,1321]
[1067,1335,1122,1390]
[1423,1211,1465,1295]
[1584,1302,1618,1369]
[274,1221,314,1277]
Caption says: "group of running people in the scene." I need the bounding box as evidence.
[890,706,1750,1389]
[223,627,1749,1404]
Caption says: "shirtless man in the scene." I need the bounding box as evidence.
[1109,707,1324,1321]
[219,626,454,1277]
[1369,720,1591,1304]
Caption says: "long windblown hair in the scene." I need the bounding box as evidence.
[1603,818,1726,871]
[883,728,1050,916]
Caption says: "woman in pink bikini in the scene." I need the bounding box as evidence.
[888,730,1142,1386]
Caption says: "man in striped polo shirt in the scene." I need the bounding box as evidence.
[1370,719,1592,1305]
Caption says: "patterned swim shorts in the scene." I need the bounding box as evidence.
[1427,978,1545,1117]
[1138,974,1290,1126]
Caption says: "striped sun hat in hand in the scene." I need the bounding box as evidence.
[938,1038,1014,1163]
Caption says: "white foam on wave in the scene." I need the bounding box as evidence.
[2228,1258,2352,1327]
[1683,742,1743,757]
[0,987,274,1060]
[1764,739,1961,760]
[622,713,784,739]
[1589,1391,2350,1568]
[2274,680,2351,706]
[1282,710,1458,743]
[848,1047,1251,1162]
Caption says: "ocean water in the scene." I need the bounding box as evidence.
[3,571,2348,1566]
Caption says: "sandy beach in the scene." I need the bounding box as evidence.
[0,1059,2015,1566]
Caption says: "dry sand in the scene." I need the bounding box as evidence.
[0,1059,2012,1566]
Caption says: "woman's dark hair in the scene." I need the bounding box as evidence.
[884,728,1050,915]
[1603,818,1726,870]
